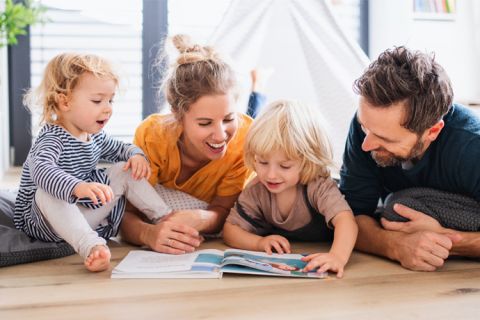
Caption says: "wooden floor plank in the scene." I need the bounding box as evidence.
[1,240,479,319]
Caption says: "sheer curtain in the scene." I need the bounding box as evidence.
[209,0,369,165]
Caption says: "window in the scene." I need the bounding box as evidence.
[30,0,143,142]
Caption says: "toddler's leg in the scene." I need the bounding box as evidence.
[34,189,110,272]
[106,162,172,222]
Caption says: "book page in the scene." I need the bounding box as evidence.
[113,250,199,273]
[222,249,327,278]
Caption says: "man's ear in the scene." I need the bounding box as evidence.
[426,120,444,142]
[57,94,69,111]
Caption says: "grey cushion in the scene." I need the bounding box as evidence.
[381,188,480,231]
[0,190,75,267]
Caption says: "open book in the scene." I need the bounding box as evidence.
[111,249,327,279]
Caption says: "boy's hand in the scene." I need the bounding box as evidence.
[301,252,347,278]
[124,154,151,180]
[257,235,291,254]
[73,182,113,205]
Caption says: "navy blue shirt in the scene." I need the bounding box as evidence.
[339,104,480,217]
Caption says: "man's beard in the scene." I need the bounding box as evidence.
[371,137,425,167]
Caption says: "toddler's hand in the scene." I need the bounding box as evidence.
[257,235,291,254]
[165,209,215,232]
[301,252,347,278]
[73,182,113,205]
[123,155,151,180]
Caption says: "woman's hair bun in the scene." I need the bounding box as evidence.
[171,34,217,65]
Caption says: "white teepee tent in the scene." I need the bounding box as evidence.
[209,0,370,165]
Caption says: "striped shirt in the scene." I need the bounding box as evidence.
[14,124,144,241]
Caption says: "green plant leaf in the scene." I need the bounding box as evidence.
[0,0,46,47]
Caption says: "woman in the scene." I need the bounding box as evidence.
[120,35,253,254]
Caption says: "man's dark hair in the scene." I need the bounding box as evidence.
[353,46,453,134]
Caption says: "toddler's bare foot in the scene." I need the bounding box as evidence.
[250,68,274,93]
[84,245,111,272]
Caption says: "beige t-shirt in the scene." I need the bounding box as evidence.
[226,176,352,234]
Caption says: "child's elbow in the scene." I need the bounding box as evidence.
[346,210,359,230]
[222,222,235,245]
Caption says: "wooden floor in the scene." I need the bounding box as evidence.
[0,166,21,190]
[1,240,479,320]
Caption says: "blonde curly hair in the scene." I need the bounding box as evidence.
[244,100,335,184]
[24,52,118,125]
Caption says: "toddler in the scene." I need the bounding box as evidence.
[14,53,172,272]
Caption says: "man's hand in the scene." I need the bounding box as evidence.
[381,203,444,233]
[355,215,463,272]
[392,231,459,271]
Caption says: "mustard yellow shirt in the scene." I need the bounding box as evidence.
[133,113,252,203]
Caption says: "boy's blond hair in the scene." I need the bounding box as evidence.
[244,100,335,184]
[24,52,119,125]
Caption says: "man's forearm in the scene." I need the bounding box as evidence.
[448,231,480,257]
[355,215,401,261]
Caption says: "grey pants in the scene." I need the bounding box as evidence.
[35,162,172,259]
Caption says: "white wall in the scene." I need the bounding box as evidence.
[369,0,480,102]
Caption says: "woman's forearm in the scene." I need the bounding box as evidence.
[120,209,151,246]
[201,206,229,233]
[204,193,240,233]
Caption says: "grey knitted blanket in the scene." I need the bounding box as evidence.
[381,188,480,231]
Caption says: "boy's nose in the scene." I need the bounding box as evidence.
[266,167,277,179]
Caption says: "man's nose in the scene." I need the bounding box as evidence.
[361,133,379,152]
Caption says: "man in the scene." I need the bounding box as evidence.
[340,46,480,271]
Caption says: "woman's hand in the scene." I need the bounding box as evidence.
[257,235,291,254]
[141,218,203,254]
[124,154,151,180]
